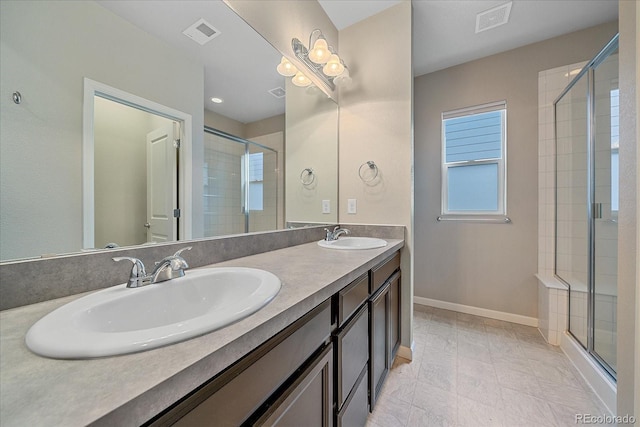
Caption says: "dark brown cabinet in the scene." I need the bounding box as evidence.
[145,250,402,427]
[368,256,401,410]
[336,365,368,427]
[146,300,332,427]
[335,251,402,418]
[255,343,333,427]
[334,304,369,409]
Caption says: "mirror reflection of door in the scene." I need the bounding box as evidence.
[93,96,178,248]
[146,123,178,243]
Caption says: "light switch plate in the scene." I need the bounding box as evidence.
[347,198,357,214]
[322,200,331,214]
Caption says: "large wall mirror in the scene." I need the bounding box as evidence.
[0,0,338,262]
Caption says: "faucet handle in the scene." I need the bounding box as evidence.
[170,246,192,269]
[324,228,333,241]
[112,257,149,288]
[172,246,192,259]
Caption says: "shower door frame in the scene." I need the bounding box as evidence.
[553,34,619,380]
[203,126,279,235]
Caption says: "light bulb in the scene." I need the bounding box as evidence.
[308,37,329,64]
[333,67,352,86]
[323,54,344,77]
[276,57,297,77]
[292,71,312,87]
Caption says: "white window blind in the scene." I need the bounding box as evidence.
[441,101,507,217]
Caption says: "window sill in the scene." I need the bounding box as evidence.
[436,215,511,223]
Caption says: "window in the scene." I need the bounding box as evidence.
[610,88,619,215]
[441,101,506,216]
[248,152,264,211]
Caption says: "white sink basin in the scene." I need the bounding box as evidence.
[25,267,281,359]
[317,237,388,250]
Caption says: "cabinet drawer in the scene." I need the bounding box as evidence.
[334,305,369,409]
[255,343,333,427]
[337,273,369,328]
[370,252,400,294]
[336,365,368,427]
[153,300,332,427]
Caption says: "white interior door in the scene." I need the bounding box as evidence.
[146,123,178,243]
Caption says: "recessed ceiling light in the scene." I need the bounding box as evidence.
[211,97,223,104]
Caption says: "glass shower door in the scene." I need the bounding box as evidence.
[203,127,278,238]
[592,48,618,374]
[554,35,618,379]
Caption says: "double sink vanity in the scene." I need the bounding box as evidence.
[0,227,404,426]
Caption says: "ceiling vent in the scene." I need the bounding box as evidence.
[182,19,221,45]
[476,2,512,33]
[269,87,286,99]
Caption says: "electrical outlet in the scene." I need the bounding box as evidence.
[347,198,357,214]
[322,200,331,214]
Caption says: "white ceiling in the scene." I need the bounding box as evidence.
[320,0,618,76]
[97,0,618,124]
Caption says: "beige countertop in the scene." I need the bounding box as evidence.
[0,239,403,427]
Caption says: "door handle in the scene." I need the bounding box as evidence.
[593,203,603,219]
[144,223,151,228]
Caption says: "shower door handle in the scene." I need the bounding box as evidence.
[593,203,603,219]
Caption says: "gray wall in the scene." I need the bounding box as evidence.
[338,1,414,352]
[0,1,204,260]
[617,0,638,416]
[414,21,618,318]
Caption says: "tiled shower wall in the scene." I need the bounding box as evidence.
[203,132,245,237]
[538,61,587,279]
[537,62,586,345]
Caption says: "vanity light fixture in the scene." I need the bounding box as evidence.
[307,32,330,64]
[292,71,312,87]
[276,29,351,92]
[332,64,351,86]
[276,57,298,76]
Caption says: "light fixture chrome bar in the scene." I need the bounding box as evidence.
[291,38,335,91]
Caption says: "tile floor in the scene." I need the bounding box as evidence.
[366,305,610,427]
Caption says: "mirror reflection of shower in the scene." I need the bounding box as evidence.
[554,35,619,378]
[203,127,278,237]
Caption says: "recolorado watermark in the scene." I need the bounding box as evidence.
[575,414,636,424]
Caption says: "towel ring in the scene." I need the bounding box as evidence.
[358,161,378,183]
[300,168,315,186]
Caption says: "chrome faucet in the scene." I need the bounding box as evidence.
[113,246,192,288]
[324,226,351,241]
[151,247,191,283]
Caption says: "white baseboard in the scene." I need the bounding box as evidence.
[560,332,617,415]
[414,296,538,327]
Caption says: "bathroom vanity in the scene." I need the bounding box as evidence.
[0,237,403,426]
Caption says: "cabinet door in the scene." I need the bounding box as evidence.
[368,281,390,410]
[388,272,401,360]
[255,344,333,427]
[334,304,369,409]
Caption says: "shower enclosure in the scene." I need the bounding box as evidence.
[554,35,618,378]
[203,127,278,238]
